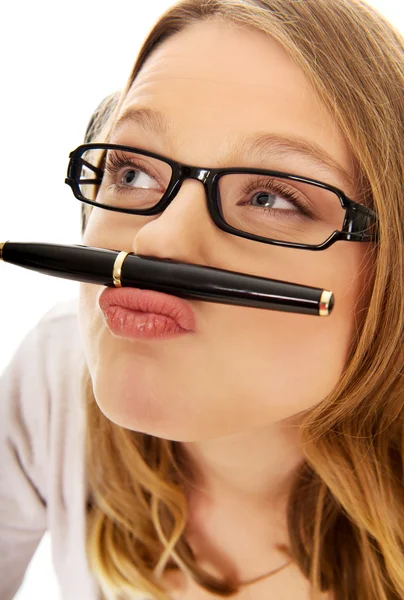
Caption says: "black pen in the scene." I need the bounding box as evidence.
[0,241,334,316]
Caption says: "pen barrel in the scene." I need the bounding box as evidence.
[122,255,330,316]
[1,242,334,316]
[1,242,117,286]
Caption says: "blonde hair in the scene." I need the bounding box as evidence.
[82,1,404,599]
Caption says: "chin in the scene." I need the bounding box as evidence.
[88,369,224,442]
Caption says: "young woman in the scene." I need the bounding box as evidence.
[1,1,403,599]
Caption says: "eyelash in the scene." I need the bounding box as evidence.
[102,152,313,217]
[104,152,161,190]
[239,177,313,218]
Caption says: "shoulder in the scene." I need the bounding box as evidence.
[13,296,86,391]
[30,296,86,421]
[1,296,84,396]
[31,297,83,368]
[0,296,86,454]
[37,296,80,337]
[0,297,87,504]
[0,293,86,417]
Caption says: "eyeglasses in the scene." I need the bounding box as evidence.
[65,143,379,251]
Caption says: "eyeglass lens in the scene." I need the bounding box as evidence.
[78,146,351,246]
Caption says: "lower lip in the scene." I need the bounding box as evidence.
[102,305,192,340]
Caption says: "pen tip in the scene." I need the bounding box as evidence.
[0,241,8,261]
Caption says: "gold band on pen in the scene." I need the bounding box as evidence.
[319,290,333,317]
[112,251,130,287]
[0,241,8,261]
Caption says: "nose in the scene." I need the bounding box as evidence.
[131,178,216,264]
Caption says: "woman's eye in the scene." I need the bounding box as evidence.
[250,191,293,210]
[120,168,159,189]
[119,168,157,189]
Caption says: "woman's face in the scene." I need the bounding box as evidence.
[79,20,374,441]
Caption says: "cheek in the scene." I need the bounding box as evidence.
[78,211,373,438]
[82,210,108,247]
[213,255,369,416]
[78,283,104,377]
[85,335,216,441]
[233,250,372,413]
[210,303,354,418]
[84,298,356,442]
[82,208,146,249]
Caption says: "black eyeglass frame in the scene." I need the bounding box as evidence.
[65,142,379,252]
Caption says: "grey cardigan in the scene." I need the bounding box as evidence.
[0,299,101,599]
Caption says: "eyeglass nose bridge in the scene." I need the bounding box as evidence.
[179,164,211,184]
[147,163,214,219]
[165,164,212,209]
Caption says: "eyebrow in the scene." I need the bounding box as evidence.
[112,107,356,193]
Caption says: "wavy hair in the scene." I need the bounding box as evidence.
[81,1,404,599]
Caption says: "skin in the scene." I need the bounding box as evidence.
[79,19,374,591]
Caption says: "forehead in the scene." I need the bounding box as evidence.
[117,20,354,184]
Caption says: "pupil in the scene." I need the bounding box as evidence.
[254,192,274,207]
[123,170,137,184]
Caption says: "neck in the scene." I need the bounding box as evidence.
[179,414,305,510]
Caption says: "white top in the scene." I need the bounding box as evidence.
[0,298,102,599]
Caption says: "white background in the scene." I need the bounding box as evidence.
[0,1,403,599]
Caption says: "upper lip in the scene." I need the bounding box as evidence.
[98,287,197,332]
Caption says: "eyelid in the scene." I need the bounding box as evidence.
[102,142,349,202]
[105,152,168,191]
[111,111,354,194]
[106,151,155,175]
